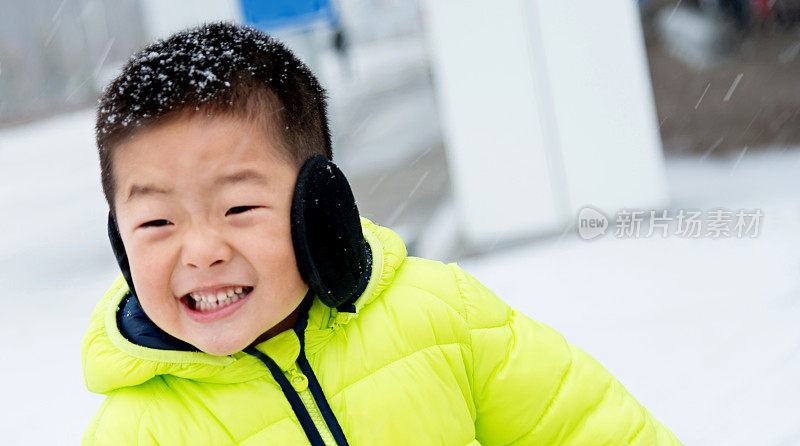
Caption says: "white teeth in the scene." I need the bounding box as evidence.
[188,286,250,312]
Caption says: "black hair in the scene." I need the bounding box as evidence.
[96,21,331,210]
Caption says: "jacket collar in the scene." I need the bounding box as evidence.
[82,217,406,394]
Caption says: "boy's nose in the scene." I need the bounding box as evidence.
[180,226,233,269]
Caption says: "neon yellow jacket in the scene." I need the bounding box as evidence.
[82,217,681,445]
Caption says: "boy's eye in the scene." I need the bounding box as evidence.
[226,206,258,216]
[141,219,171,228]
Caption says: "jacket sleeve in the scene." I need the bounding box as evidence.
[82,390,160,446]
[450,264,681,445]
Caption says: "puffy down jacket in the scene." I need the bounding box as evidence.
[81,217,681,445]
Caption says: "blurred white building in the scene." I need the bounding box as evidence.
[423,0,668,247]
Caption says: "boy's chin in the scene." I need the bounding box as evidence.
[191,336,250,357]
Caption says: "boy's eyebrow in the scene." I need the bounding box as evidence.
[215,169,269,187]
[126,170,269,202]
[126,184,171,202]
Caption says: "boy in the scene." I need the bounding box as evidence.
[82,22,681,445]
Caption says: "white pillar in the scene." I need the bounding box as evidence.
[422,0,667,246]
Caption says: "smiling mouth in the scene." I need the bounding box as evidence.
[181,286,254,313]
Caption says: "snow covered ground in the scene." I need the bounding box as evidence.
[1,108,798,444]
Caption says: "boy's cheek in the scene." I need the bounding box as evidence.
[129,248,174,296]
[252,241,300,277]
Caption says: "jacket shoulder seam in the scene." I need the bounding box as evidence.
[448,263,477,417]
[447,264,472,329]
[404,283,468,324]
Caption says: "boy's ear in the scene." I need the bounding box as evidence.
[291,156,371,309]
[108,212,139,299]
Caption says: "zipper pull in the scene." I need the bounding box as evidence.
[287,364,308,392]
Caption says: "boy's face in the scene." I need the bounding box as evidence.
[112,113,308,356]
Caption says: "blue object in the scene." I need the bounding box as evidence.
[240,0,337,31]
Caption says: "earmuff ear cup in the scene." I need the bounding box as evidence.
[291,156,370,308]
[108,212,137,298]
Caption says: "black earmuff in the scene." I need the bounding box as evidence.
[108,212,137,299]
[107,155,371,313]
[290,155,371,309]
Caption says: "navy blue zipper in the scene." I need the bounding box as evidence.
[245,292,349,445]
[293,301,349,445]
